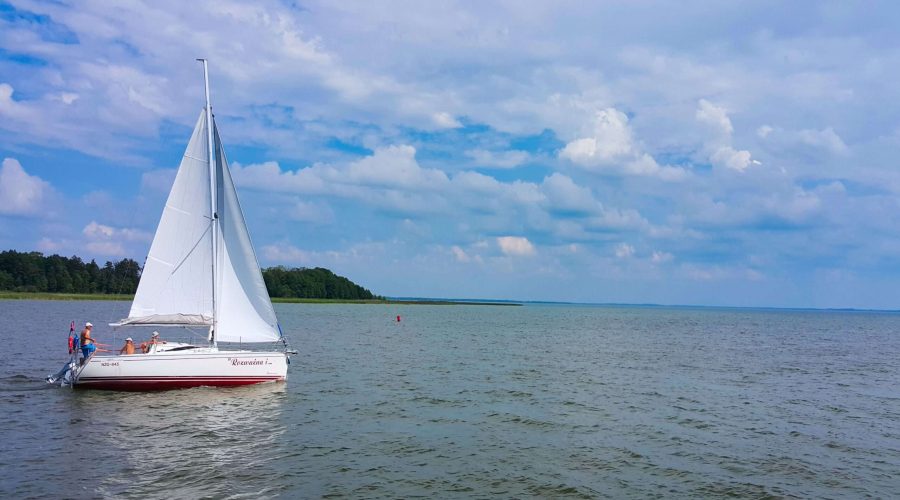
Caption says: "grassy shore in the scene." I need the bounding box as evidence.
[0,291,520,306]
[0,291,135,301]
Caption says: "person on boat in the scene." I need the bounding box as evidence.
[80,322,96,363]
[119,337,136,355]
[140,331,165,353]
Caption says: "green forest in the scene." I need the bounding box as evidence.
[0,250,378,300]
[263,266,378,300]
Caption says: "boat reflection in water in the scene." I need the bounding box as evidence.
[63,383,288,498]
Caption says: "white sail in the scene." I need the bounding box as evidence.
[213,122,281,343]
[122,111,214,326]
[119,77,281,342]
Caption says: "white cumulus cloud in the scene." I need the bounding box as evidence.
[710,146,757,172]
[696,100,759,172]
[497,236,535,256]
[0,158,52,216]
[432,112,462,129]
[560,108,685,180]
[696,99,734,137]
[560,108,635,164]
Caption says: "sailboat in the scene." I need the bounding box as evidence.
[67,60,290,390]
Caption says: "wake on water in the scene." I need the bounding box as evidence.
[0,374,61,392]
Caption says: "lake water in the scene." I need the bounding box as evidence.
[2,300,899,498]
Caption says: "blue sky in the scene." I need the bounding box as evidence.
[2,1,900,308]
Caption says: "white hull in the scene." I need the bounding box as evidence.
[74,343,288,391]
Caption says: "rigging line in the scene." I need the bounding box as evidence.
[170,221,213,275]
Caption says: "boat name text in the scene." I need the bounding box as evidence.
[227,358,271,366]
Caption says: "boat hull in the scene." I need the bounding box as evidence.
[74,349,288,391]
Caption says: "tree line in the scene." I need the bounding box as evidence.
[0,250,378,300]
[263,266,379,300]
[0,250,142,294]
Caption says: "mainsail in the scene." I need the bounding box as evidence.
[120,110,281,343]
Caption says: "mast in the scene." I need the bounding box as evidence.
[198,58,218,347]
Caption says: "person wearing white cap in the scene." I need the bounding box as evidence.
[80,321,96,364]
[140,331,165,353]
[119,337,135,355]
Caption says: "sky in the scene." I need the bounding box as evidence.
[2,1,900,309]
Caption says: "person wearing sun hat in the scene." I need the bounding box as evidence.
[119,337,136,355]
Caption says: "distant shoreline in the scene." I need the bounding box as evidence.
[2,291,896,312]
[0,291,521,306]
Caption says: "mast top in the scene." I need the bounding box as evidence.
[197,58,211,113]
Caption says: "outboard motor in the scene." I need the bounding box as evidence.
[46,358,78,386]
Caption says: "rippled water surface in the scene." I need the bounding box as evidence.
[2,300,899,498]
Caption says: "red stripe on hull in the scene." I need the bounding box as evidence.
[75,376,284,391]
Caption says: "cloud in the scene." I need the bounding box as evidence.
[261,243,313,265]
[0,82,146,163]
[561,108,635,164]
[798,127,848,154]
[0,158,52,216]
[83,222,115,238]
[0,84,35,122]
[86,241,127,257]
[710,146,756,172]
[696,99,734,137]
[497,236,535,256]
[140,169,177,194]
[233,145,449,195]
[451,245,471,262]
[37,237,66,253]
[614,243,635,258]
[760,126,849,156]
[560,108,686,180]
[465,149,530,169]
[83,221,152,242]
[651,251,673,264]
[695,100,758,172]
[541,172,601,214]
[432,112,462,129]
[289,200,335,224]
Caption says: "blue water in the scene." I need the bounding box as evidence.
[2,300,899,497]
